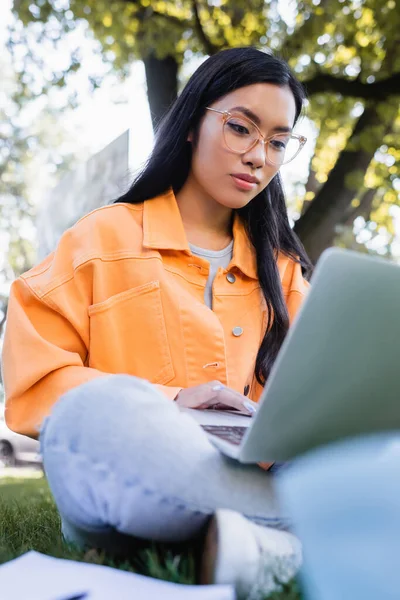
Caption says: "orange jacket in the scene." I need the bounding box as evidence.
[2,189,309,438]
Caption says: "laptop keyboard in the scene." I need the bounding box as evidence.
[201,425,248,446]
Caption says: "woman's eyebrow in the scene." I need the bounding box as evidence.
[230,105,262,125]
[229,106,292,133]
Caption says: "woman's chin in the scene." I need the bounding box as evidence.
[216,194,255,210]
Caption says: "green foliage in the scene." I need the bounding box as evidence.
[286,0,400,256]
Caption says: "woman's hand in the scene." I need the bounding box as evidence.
[176,383,273,469]
[175,380,257,415]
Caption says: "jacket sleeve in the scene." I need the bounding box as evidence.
[1,276,108,439]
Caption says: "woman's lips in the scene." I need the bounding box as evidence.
[231,175,258,191]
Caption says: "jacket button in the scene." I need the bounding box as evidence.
[226,272,236,284]
[244,385,250,396]
[232,326,243,337]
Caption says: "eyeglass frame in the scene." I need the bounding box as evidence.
[205,107,307,166]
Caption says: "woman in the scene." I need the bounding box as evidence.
[2,46,312,598]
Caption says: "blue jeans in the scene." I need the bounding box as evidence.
[40,374,285,551]
[275,432,400,600]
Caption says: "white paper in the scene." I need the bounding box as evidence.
[0,551,235,600]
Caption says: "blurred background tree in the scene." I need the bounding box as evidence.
[8,0,400,264]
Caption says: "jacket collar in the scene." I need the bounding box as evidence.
[143,188,190,252]
[230,211,258,280]
[143,188,258,280]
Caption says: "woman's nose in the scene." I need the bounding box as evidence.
[243,139,268,168]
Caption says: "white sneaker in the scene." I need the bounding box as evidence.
[200,509,302,599]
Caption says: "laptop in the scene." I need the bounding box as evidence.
[180,247,400,463]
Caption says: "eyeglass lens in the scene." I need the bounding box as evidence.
[223,116,301,165]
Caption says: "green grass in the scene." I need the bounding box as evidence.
[0,476,303,599]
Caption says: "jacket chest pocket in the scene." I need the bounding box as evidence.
[88,281,175,385]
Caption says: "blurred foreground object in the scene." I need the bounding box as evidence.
[277,433,400,600]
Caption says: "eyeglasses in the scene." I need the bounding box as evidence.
[205,107,307,166]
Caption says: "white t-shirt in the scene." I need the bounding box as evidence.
[189,240,234,309]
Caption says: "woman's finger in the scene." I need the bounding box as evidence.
[206,390,254,415]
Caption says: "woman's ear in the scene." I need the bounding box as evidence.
[187,131,193,143]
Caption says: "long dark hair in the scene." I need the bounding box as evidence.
[115,46,313,385]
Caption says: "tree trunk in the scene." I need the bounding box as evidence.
[293,104,384,263]
[301,168,320,216]
[143,52,179,130]
[341,186,376,228]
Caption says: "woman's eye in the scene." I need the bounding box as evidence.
[270,139,287,151]
[228,122,250,135]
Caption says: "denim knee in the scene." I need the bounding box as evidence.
[40,374,171,456]
[40,375,176,530]
[40,374,213,541]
